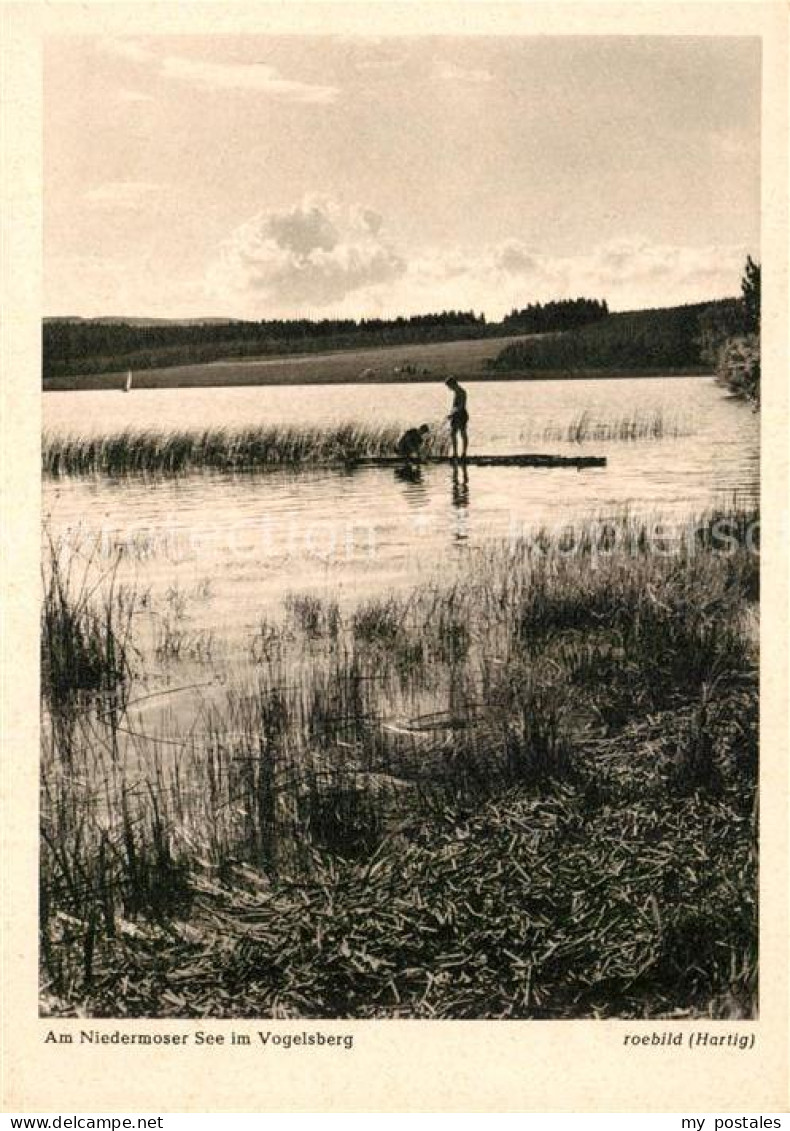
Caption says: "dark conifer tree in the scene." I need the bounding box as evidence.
[741,256,761,334]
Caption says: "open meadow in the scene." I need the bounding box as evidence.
[43,333,530,391]
[42,329,710,392]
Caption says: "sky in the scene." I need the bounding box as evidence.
[44,34,761,320]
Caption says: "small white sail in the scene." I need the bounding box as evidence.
[124,370,133,392]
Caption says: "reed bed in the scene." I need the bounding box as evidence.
[530,410,692,444]
[42,422,450,478]
[41,535,136,703]
[69,718,755,1020]
[41,691,757,1019]
[40,506,759,1018]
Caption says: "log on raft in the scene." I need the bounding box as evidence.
[347,453,607,469]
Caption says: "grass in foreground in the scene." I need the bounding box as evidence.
[45,700,756,1019]
[40,507,759,1018]
[41,535,136,704]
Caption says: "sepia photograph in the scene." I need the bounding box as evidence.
[37,25,764,1030]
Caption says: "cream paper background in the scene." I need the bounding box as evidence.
[1,0,787,1113]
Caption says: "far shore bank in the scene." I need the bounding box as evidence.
[44,367,711,392]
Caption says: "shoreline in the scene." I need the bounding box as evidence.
[43,367,711,392]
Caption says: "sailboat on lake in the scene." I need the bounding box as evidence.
[124,370,133,393]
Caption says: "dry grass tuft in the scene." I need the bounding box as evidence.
[40,506,759,1018]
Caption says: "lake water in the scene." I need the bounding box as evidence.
[42,374,759,735]
[43,376,759,667]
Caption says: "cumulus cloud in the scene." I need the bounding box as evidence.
[207,198,406,311]
[376,238,749,319]
[572,239,748,307]
[205,199,748,318]
[495,241,538,276]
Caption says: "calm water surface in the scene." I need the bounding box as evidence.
[43,376,759,696]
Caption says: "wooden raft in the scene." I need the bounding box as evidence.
[348,453,607,469]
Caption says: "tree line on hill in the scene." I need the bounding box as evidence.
[43,298,607,380]
[45,283,758,386]
[43,310,486,379]
[699,256,760,405]
[490,298,744,374]
[502,298,608,334]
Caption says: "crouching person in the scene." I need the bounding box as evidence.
[396,423,430,462]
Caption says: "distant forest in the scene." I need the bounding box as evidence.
[502,298,608,333]
[490,300,741,373]
[44,311,486,379]
[42,296,736,380]
[43,298,606,380]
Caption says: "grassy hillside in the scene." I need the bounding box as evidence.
[43,313,491,381]
[43,300,610,381]
[491,300,739,374]
[43,300,738,390]
[43,334,535,391]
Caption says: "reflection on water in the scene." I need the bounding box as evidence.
[451,464,470,542]
[452,463,470,508]
[394,463,428,507]
[42,375,760,739]
[43,376,759,653]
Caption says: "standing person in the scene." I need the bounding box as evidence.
[445,376,469,461]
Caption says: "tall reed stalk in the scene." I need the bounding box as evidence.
[41,535,136,703]
[40,507,759,1017]
[534,409,691,444]
[43,422,450,477]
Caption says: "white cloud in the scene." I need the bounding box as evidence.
[577,239,749,306]
[369,238,748,319]
[160,55,337,102]
[495,241,538,276]
[207,197,406,312]
[205,200,749,319]
[84,181,161,208]
[99,38,337,104]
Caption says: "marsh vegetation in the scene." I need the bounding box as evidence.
[43,422,453,478]
[41,506,759,1019]
[42,409,695,481]
[530,409,692,444]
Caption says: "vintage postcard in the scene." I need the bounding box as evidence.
[2,0,788,1113]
